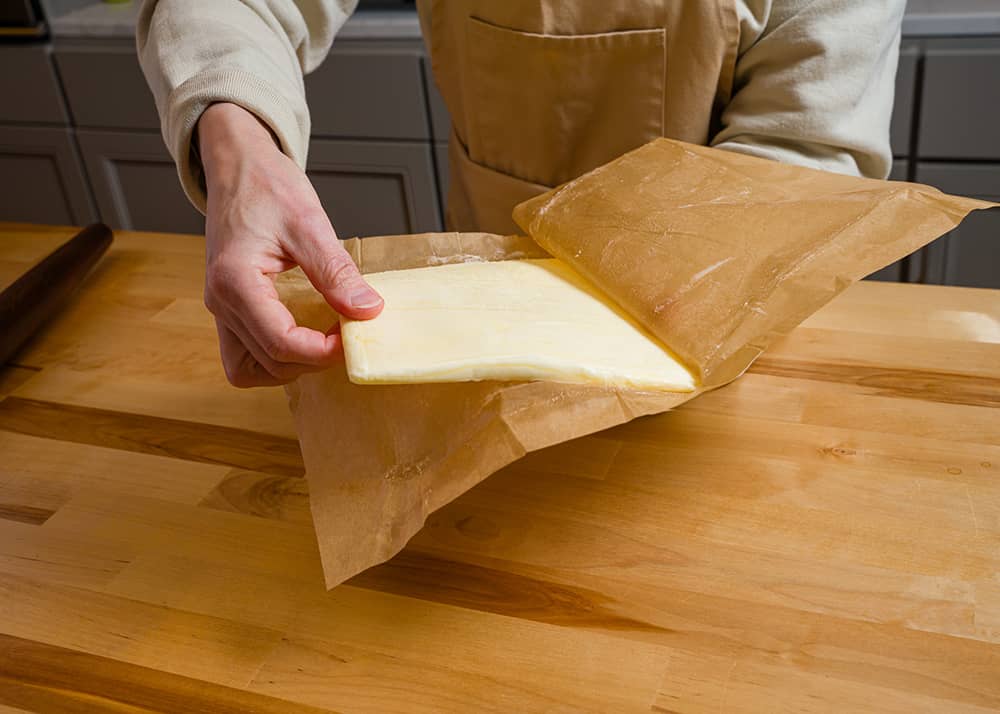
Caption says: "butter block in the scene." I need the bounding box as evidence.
[340,258,696,391]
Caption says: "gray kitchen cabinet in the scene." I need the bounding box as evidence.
[0,45,68,124]
[307,138,441,237]
[425,58,451,221]
[0,125,96,226]
[914,163,1000,289]
[54,44,161,130]
[918,41,1000,160]
[889,159,909,182]
[75,130,205,234]
[891,43,919,157]
[306,43,430,140]
[866,160,911,282]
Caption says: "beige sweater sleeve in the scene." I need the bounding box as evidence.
[136,0,357,212]
[714,0,906,179]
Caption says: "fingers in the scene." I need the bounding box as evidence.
[215,322,285,388]
[199,127,369,389]
[215,316,342,388]
[206,258,345,388]
[289,212,384,320]
[233,266,342,366]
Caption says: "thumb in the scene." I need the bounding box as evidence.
[292,217,383,320]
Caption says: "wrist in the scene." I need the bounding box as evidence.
[198,103,282,189]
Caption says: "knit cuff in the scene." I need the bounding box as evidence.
[163,68,310,213]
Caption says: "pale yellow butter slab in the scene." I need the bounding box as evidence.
[341,258,696,392]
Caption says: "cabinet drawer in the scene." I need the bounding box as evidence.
[917,163,1000,197]
[914,163,1000,289]
[0,125,95,226]
[919,48,1000,160]
[0,46,67,124]
[306,45,430,140]
[54,46,161,131]
[307,138,440,237]
[76,130,204,234]
[890,44,918,157]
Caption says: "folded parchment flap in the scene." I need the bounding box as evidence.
[513,138,994,386]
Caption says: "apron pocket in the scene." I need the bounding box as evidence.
[463,16,665,188]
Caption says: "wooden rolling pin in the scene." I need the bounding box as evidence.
[0,223,113,366]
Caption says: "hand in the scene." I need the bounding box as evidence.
[198,102,383,388]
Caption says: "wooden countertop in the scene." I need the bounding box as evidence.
[1,222,999,713]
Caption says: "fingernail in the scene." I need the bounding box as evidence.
[349,286,382,309]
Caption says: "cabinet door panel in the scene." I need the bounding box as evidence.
[0,46,68,124]
[919,47,1000,160]
[307,139,440,238]
[306,45,430,140]
[76,130,204,234]
[425,55,451,227]
[890,44,918,157]
[54,46,161,131]
[0,126,95,226]
[915,163,1000,289]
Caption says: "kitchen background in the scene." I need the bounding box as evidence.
[0,0,997,288]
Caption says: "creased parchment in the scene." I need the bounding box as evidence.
[279,138,995,588]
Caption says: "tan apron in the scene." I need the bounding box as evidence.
[416,0,740,234]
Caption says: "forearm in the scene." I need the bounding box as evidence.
[714,0,906,179]
[137,0,357,211]
[198,103,282,195]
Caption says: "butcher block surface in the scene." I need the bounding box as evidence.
[0,222,999,713]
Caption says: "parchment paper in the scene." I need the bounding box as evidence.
[279,138,995,588]
[514,139,996,386]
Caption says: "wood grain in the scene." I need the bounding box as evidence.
[0,397,304,477]
[199,469,310,523]
[347,550,668,632]
[0,366,37,399]
[1,222,999,713]
[751,356,1000,408]
[0,633,337,714]
[0,504,53,526]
